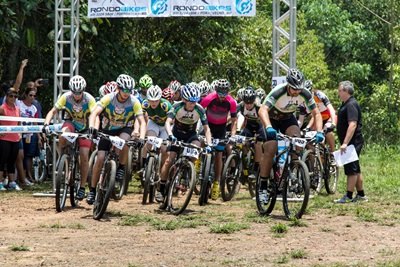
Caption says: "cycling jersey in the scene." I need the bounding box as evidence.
[299,90,332,121]
[54,91,96,131]
[142,98,172,126]
[200,92,237,125]
[263,83,316,120]
[237,102,262,130]
[168,101,208,133]
[97,92,143,131]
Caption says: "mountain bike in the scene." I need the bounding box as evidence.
[93,132,133,220]
[54,132,89,212]
[220,135,256,201]
[302,131,339,194]
[162,141,200,215]
[255,133,310,219]
[141,136,167,204]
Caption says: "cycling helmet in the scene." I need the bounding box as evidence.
[98,85,107,97]
[255,88,266,100]
[210,80,218,92]
[181,83,200,102]
[215,79,230,95]
[243,87,256,104]
[162,87,174,100]
[69,75,86,94]
[236,88,245,101]
[139,74,153,90]
[146,85,162,101]
[168,80,181,93]
[286,68,305,90]
[198,80,211,97]
[116,74,135,92]
[304,80,313,92]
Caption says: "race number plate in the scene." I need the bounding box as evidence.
[147,136,163,148]
[182,147,199,159]
[61,132,79,144]
[305,131,317,139]
[211,138,220,146]
[292,137,307,148]
[109,136,125,150]
[235,135,246,144]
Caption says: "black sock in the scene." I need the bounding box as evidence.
[90,187,96,193]
[260,176,268,190]
[346,191,353,199]
[253,162,260,173]
[357,190,365,197]
[159,181,166,194]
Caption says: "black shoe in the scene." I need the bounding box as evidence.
[76,187,86,201]
[86,191,95,205]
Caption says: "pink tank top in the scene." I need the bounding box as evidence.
[0,103,21,142]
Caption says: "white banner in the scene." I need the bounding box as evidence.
[88,0,256,18]
[0,124,63,134]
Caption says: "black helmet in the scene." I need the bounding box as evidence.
[215,79,230,95]
[243,86,256,104]
[286,68,305,90]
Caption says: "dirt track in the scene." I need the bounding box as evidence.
[0,191,399,267]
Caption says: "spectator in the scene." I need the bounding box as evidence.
[0,88,22,191]
[17,87,40,185]
[334,81,367,203]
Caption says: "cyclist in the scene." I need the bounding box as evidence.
[43,75,96,200]
[237,87,266,179]
[99,81,118,98]
[141,85,172,172]
[300,80,337,152]
[168,80,182,102]
[258,68,324,203]
[156,83,212,204]
[162,87,174,105]
[200,78,238,200]
[236,88,245,103]
[137,74,153,103]
[198,80,211,100]
[87,74,146,204]
[255,88,266,104]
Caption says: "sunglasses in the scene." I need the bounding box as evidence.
[289,86,302,91]
[29,94,37,97]
[120,89,131,94]
[72,91,83,96]
[7,94,18,98]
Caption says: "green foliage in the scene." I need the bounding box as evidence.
[10,244,30,251]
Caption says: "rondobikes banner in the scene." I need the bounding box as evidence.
[88,0,256,18]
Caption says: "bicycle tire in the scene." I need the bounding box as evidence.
[324,153,339,194]
[246,150,257,198]
[302,150,323,194]
[282,159,310,219]
[142,156,155,204]
[167,160,196,215]
[87,149,98,188]
[255,170,277,216]
[111,164,127,201]
[70,158,80,207]
[55,154,69,212]
[198,154,212,206]
[220,153,241,201]
[93,159,116,220]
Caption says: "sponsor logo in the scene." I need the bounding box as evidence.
[236,0,252,14]
[172,5,231,11]
[151,0,168,15]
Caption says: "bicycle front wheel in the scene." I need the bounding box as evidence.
[324,153,339,194]
[220,153,241,201]
[55,154,69,212]
[198,154,212,206]
[142,156,156,204]
[70,159,81,207]
[282,159,310,219]
[167,160,196,215]
[93,159,116,220]
[302,150,323,195]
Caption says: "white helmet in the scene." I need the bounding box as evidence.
[146,85,162,101]
[69,75,86,94]
[198,80,211,97]
[116,74,135,91]
[181,83,200,102]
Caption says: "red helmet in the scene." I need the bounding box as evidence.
[105,81,118,94]
[162,87,174,100]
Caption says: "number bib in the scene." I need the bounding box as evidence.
[109,136,125,150]
[182,147,199,159]
[61,132,79,144]
[147,136,163,148]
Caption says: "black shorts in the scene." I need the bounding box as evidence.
[98,127,132,151]
[208,122,226,139]
[241,126,266,141]
[169,129,199,153]
[270,115,299,139]
[344,142,363,175]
